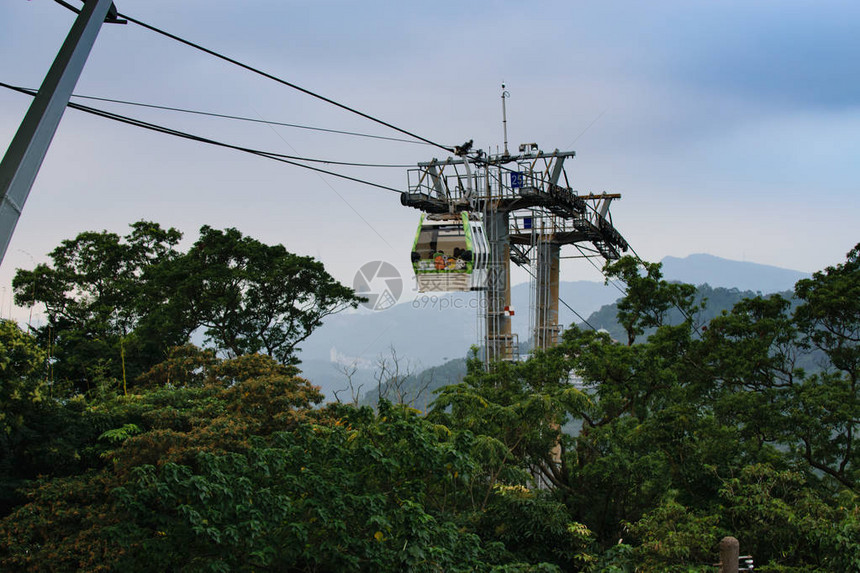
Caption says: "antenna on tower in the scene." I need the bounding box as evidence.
[501,83,510,156]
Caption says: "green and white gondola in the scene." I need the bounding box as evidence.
[411,212,489,292]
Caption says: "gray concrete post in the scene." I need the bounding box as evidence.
[719,536,739,573]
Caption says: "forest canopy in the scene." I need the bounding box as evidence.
[1,226,857,572]
[11,222,363,392]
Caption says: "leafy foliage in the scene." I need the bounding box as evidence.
[0,320,103,515]
[0,357,580,571]
[2,236,859,571]
[13,222,186,388]
[14,222,362,392]
[432,250,860,570]
[167,225,364,364]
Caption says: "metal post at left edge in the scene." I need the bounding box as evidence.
[0,0,116,266]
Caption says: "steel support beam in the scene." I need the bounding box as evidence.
[484,210,514,363]
[417,150,577,169]
[548,154,565,187]
[0,0,115,265]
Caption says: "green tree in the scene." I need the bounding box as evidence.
[701,248,859,492]
[603,256,700,346]
[435,250,860,570]
[13,222,362,392]
[13,221,186,390]
[793,244,859,489]
[0,321,102,515]
[0,351,587,571]
[0,320,48,513]
[167,225,364,365]
[4,245,859,571]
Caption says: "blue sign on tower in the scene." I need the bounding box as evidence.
[510,171,524,189]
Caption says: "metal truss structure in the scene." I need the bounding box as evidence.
[402,145,629,364]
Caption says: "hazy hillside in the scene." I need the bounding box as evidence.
[660,253,809,293]
[358,284,795,407]
[359,358,469,410]
[297,254,812,400]
[297,281,620,400]
[585,285,793,343]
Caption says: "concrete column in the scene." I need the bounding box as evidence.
[719,536,739,573]
[534,241,560,350]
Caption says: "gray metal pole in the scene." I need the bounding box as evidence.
[501,84,510,156]
[0,0,115,265]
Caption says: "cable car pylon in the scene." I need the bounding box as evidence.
[402,143,629,368]
[402,99,628,367]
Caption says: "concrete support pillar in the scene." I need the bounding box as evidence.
[534,241,560,350]
[719,536,739,573]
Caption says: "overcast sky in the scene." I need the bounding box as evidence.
[1,0,858,322]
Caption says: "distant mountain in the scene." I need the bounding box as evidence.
[296,253,812,400]
[297,281,620,400]
[355,283,801,407]
[298,294,481,377]
[584,284,790,343]
[511,280,623,336]
[360,358,469,411]
[295,359,375,405]
[660,254,809,293]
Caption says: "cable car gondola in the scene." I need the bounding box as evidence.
[411,212,489,292]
